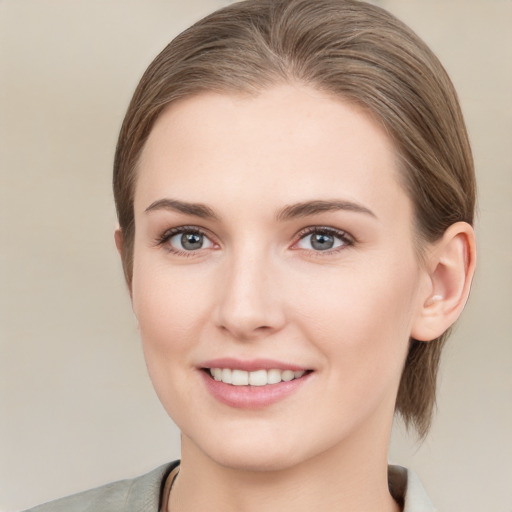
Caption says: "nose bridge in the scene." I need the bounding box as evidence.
[215,241,284,339]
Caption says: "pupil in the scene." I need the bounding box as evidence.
[311,233,334,250]
[181,232,203,250]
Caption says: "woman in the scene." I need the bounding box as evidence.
[24,0,476,510]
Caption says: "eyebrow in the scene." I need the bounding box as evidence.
[144,198,376,222]
[276,200,376,221]
[144,198,220,220]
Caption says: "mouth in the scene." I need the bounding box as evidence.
[203,367,312,386]
[198,359,314,408]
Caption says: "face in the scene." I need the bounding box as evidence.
[130,85,429,471]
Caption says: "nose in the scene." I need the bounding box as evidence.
[213,250,286,341]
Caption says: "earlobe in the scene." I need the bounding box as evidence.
[412,222,476,342]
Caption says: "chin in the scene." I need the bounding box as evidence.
[184,428,310,473]
[211,447,305,473]
[190,422,349,475]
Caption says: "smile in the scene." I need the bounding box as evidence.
[199,359,314,408]
[208,368,307,386]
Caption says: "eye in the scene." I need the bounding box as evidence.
[295,227,352,252]
[158,227,215,253]
[170,231,213,251]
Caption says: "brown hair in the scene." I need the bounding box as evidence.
[113,0,475,437]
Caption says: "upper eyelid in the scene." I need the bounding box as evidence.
[156,225,216,246]
[290,229,354,259]
[295,225,354,241]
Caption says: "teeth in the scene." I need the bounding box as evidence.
[208,368,307,386]
[248,369,267,386]
[267,368,281,384]
[231,369,249,386]
[221,368,232,384]
[281,370,295,382]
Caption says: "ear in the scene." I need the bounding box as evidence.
[114,227,133,299]
[411,222,476,342]
[114,226,124,255]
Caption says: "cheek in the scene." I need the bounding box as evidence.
[130,260,209,417]
[292,257,421,372]
[131,256,209,361]
[300,267,420,430]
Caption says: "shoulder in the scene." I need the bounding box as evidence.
[388,465,437,512]
[22,461,179,512]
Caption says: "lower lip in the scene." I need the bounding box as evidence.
[200,370,312,409]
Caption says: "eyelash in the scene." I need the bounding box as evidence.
[293,226,354,255]
[155,225,354,256]
[155,226,217,257]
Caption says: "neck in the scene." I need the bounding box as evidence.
[169,423,400,512]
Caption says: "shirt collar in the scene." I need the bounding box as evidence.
[389,465,437,512]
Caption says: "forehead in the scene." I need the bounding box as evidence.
[135,85,409,221]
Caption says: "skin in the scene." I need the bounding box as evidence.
[122,84,473,512]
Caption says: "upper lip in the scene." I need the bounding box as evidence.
[199,358,310,372]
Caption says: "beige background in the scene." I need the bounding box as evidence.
[0,0,510,510]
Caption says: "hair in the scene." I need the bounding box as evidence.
[113,0,475,438]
